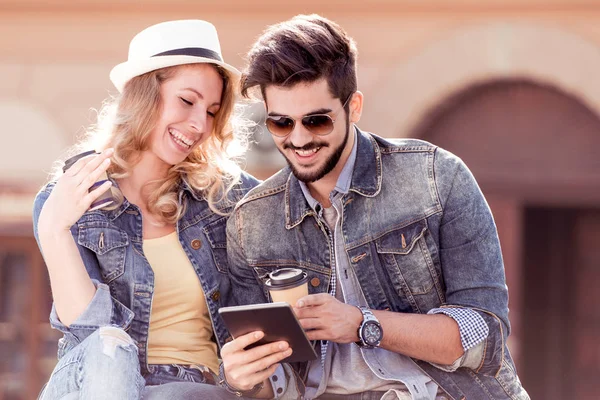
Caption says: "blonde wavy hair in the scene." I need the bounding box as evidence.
[53,64,251,224]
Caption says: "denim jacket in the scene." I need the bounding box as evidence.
[226,129,529,399]
[32,172,259,376]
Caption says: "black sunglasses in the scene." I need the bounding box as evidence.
[265,93,354,137]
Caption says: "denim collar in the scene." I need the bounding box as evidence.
[102,174,204,221]
[285,126,382,229]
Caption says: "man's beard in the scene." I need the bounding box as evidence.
[279,119,350,183]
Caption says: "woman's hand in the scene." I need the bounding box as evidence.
[220,331,292,396]
[38,148,113,235]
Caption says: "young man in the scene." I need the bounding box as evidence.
[221,14,530,400]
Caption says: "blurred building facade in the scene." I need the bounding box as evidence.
[1,0,599,399]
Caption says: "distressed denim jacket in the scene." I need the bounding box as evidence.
[226,129,529,399]
[32,172,259,376]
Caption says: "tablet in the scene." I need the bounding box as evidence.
[218,302,318,363]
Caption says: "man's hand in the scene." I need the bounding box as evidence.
[294,293,363,343]
[220,331,292,396]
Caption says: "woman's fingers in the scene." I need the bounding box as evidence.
[84,180,113,207]
[78,158,111,194]
[64,148,112,176]
[75,150,113,189]
[63,153,95,177]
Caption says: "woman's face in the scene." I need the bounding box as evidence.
[149,64,224,167]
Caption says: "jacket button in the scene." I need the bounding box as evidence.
[211,291,221,301]
[310,277,320,287]
[191,239,202,249]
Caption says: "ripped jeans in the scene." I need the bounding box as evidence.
[39,326,243,400]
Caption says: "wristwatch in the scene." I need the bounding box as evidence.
[355,306,383,348]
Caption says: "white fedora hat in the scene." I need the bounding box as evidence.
[110,19,241,92]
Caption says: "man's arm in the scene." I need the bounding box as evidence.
[222,207,299,399]
[432,147,510,374]
[295,294,463,365]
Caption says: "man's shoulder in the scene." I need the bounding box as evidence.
[368,133,438,154]
[369,133,464,176]
[234,167,291,211]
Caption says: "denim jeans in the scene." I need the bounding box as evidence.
[39,326,245,400]
[316,392,389,400]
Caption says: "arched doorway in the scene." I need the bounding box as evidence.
[411,79,600,400]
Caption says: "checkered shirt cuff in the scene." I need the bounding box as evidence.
[428,307,489,351]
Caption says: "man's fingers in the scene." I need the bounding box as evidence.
[240,346,291,377]
[296,293,332,308]
[221,331,265,355]
[230,347,291,388]
[222,339,291,392]
[243,340,289,363]
[228,363,281,392]
[297,316,321,331]
[304,328,330,341]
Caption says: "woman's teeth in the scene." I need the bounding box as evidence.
[169,129,193,149]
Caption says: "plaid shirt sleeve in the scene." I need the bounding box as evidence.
[428,307,489,351]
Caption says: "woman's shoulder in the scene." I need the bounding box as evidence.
[238,171,261,192]
[32,181,56,217]
[224,170,261,204]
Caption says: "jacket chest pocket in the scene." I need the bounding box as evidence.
[78,225,129,283]
[375,219,443,310]
[202,217,228,273]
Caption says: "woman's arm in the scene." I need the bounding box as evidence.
[34,149,113,326]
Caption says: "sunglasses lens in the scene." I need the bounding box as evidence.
[265,116,295,137]
[302,115,334,135]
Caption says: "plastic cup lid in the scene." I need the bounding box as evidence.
[63,150,98,172]
[265,268,308,289]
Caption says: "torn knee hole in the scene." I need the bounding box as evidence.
[98,326,136,359]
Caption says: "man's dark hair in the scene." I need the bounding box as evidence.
[241,14,358,110]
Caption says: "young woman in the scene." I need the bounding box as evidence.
[32,20,290,399]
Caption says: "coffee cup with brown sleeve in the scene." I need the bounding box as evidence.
[264,268,309,307]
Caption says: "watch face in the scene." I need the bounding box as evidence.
[363,321,382,345]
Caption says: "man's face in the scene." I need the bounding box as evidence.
[264,79,354,183]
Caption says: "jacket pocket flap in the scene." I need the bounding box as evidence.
[77,225,129,255]
[375,219,427,255]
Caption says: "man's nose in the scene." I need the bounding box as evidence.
[287,120,314,148]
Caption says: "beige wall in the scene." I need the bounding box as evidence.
[1,0,600,197]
